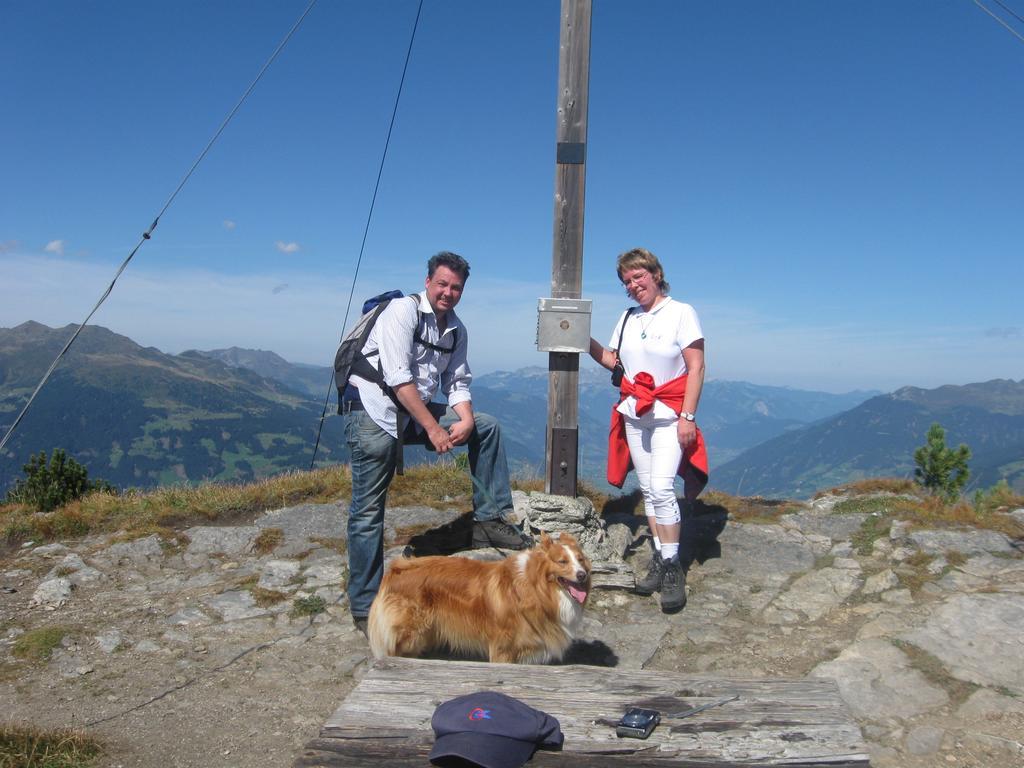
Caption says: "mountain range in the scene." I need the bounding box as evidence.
[712,380,1024,497]
[0,322,345,490]
[3,321,1019,498]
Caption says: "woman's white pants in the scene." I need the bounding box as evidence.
[624,412,681,526]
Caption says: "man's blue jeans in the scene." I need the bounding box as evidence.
[344,404,514,618]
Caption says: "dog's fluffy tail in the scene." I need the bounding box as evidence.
[366,589,395,659]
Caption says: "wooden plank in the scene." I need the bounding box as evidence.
[297,740,870,768]
[301,658,869,767]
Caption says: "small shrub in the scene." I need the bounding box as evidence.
[914,423,971,502]
[12,626,69,662]
[0,722,102,768]
[290,595,326,618]
[4,449,114,513]
[973,479,1024,516]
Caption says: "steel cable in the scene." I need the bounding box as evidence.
[309,0,425,469]
[0,0,320,456]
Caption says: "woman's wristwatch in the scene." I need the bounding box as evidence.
[680,411,696,422]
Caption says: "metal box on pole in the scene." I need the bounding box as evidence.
[536,298,592,353]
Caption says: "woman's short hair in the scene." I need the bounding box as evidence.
[616,247,669,293]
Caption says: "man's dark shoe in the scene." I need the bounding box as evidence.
[472,519,532,550]
[353,616,368,637]
[659,555,687,614]
[634,552,664,595]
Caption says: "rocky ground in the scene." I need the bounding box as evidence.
[2,490,1023,768]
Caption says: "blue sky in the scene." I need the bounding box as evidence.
[2,0,1022,394]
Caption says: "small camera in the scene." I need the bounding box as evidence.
[615,708,660,739]
[611,361,624,387]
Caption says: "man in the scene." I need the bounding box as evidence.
[343,251,531,633]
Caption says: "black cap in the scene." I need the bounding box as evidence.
[429,691,564,768]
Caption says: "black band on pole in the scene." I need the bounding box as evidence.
[556,142,586,164]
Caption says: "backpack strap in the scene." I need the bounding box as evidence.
[355,294,458,408]
[414,321,458,353]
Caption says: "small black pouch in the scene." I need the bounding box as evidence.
[611,360,624,387]
[609,307,636,387]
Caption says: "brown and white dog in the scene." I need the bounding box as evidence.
[367,532,592,664]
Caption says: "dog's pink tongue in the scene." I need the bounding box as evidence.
[568,584,588,604]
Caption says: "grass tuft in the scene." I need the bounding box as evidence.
[251,587,289,608]
[11,627,70,662]
[699,490,800,523]
[1,467,350,547]
[4,461,1018,558]
[851,514,891,556]
[973,480,1024,516]
[0,723,102,768]
[814,478,919,499]
[946,550,968,567]
[290,595,326,618]
[252,527,284,556]
[387,461,471,509]
[840,493,1021,539]
[309,537,346,555]
[891,639,979,706]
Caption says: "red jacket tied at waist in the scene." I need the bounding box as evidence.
[607,372,709,495]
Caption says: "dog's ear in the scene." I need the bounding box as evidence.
[539,532,552,548]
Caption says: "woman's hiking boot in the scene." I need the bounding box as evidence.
[634,552,664,595]
[659,555,687,614]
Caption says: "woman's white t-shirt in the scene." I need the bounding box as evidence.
[607,297,703,420]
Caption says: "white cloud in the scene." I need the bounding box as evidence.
[222,219,236,231]
[44,240,65,256]
[984,326,1021,339]
[275,241,300,254]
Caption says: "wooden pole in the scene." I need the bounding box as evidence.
[546,0,592,496]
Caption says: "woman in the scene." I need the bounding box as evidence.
[588,247,708,614]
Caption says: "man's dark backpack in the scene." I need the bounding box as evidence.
[333,290,458,413]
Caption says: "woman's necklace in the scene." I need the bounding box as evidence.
[639,314,655,340]
[638,297,666,339]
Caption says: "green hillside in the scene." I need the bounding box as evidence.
[712,381,1024,498]
[1,322,345,491]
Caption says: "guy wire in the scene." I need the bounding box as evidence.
[0,0,320,456]
[310,0,425,469]
[975,0,1024,44]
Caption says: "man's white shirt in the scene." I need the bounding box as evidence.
[350,291,472,437]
